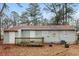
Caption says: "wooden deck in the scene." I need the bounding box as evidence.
[15,37,44,46]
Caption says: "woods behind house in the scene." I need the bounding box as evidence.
[0,3,79,29]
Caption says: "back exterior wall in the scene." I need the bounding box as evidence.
[4,30,77,44]
[18,30,77,44]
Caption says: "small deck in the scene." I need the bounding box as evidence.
[15,37,44,46]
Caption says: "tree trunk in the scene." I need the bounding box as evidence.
[0,4,6,39]
[63,4,65,25]
[65,3,68,24]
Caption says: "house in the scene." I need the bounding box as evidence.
[3,24,77,44]
[77,31,79,40]
[0,28,4,40]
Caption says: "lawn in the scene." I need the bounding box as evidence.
[0,43,79,56]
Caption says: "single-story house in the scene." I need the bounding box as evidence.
[3,24,77,44]
[77,31,79,40]
[0,28,4,40]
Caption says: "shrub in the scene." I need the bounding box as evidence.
[60,40,66,44]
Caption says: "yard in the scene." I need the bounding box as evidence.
[0,40,79,56]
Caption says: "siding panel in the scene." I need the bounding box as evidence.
[3,32,9,44]
[35,31,42,37]
[21,30,30,37]
[9,32,15,44]
[60,31,77,44]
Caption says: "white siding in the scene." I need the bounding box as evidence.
[15,32,18,37]
[43,31,52,43]
[3,32,9,44]
[42,31,60,43]
[21,30,30,37]
[9,32,15,44]
[60,31,77,44]
[18,29,21,37]
[30,31,35,41]
[35,31,42,37]
[50,31,60,43]
[42,31,77,44]
[30,31,35,37]
[4,32,15,44]
[4,30,77,44]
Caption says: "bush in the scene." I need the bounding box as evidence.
[60,40,66,44]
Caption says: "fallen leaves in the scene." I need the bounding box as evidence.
[0,44,79,56]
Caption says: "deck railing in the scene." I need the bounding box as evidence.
[15,37,44,45]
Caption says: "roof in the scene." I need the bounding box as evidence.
[4,24,76,32]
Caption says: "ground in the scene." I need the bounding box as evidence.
[0,41,79,56]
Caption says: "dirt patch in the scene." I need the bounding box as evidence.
[0,44,79,56]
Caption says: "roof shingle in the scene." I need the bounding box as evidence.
[4,24,76,32]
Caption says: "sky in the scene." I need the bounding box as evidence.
[0,3,79,20]
[6,3,52,20]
